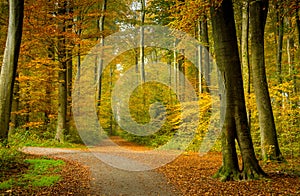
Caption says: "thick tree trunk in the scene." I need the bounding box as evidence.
[55,1,68,142]
[210,0,265,181]
[55,61,67,142]
[0,0,24,144]
[249,0,283,161]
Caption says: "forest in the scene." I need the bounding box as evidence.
[0,0,299,195]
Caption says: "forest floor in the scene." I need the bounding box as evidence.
[19,137,300,195]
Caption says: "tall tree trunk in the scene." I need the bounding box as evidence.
[96,0,107,107]
[287,34,296,93]
[197,17,210,95]
[0,0,24,144]
[66,0,73,134]
[249,0,283,161]
[210,0,265,181]
[200,16,210,91]
[296,3,300,47]
[55,1,68,142]
[173,40,178,95]
[276,0,284,84]
[45,45,55,126]
[140,0,145,84]
[241,1,251,129]
[286,19,296,95]
[197,21,203,94]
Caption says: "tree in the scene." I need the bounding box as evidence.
[140,0,146,84]
[241,1,251,128]
[249,0,283,161]
[210,0,265,181]
[55,1,68,142]
[0,0,24,144]
[275,0,284,84]
[96,0,107,108]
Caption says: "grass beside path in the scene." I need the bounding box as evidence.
[0,147,90,195]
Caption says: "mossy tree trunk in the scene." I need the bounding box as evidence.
[210,0,265,181]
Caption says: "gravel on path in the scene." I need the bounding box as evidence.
[22,145,181,196]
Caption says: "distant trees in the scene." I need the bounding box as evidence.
[0,0,298,178]
[0,0,24,144]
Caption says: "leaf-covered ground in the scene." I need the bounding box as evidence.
[0,156,90,195]
[4,137,299,195]
[157,152,300,195]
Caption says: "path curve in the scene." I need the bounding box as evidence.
[22,139,181,196]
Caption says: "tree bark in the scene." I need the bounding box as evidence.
[296,3,300,47]
[0,0,24,144]
[200,16,210,91]
[55,1,68,142]
[96,0,107,107]
[276,0,284,84]
[210,0,265,181]
[249,0,283,161]
[241,1,251,129]
[140,0,146,84]
[197,20,203,94]
[9,72,20,134]
[66,0,73,134]
[286,19,296,95]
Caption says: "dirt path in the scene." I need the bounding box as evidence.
[22,138,180,196]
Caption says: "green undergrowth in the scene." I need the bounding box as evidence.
[9,130,87,149]
[0,147,65,190]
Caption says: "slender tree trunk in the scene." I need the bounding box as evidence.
[140,0,145,84]
[45,45,55,126]
[249,0,283,161]
[286,19,296,95]
[178,49,185,101]
[210,0,265,181]
[173,40,178,95]
[197,21,203,94]
[276,0,284,84]
[96,0,107,107]
[109,63,113,135]
[200,16,210,91]
[241,1,251,129]
[296,3,300,47]
[9,72,20,134]
[0,0,24,144]
[66,1,73,134]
